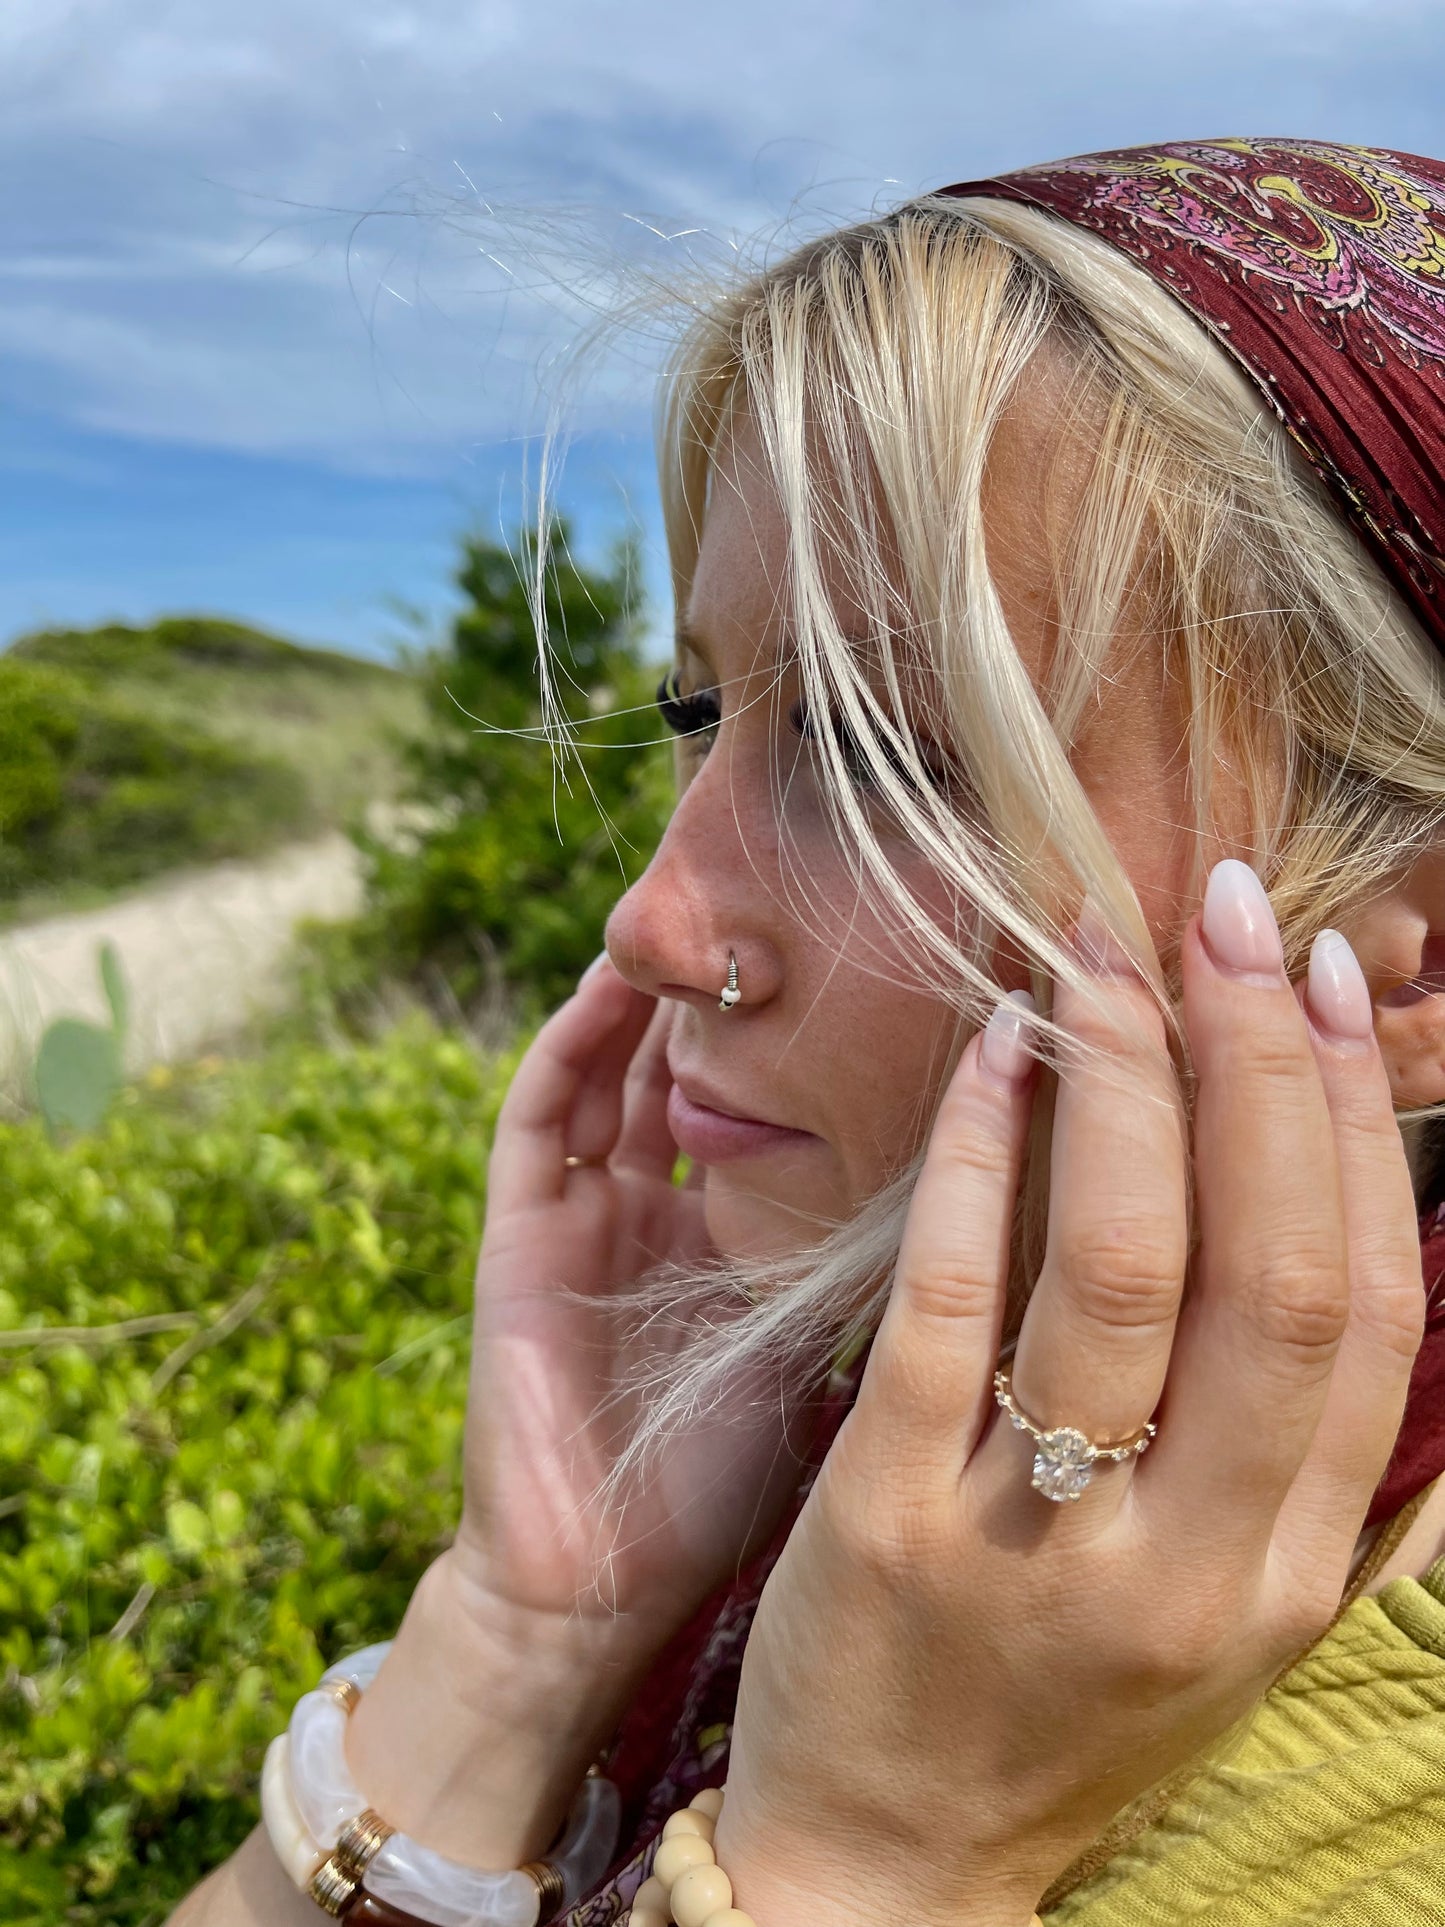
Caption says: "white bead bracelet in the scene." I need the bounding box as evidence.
[624,1787,1047,1927]
[264,1642,623,1926]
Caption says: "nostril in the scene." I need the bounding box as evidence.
[1379,979,1432,1008]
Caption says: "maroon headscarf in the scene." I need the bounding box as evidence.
[941,138,1445,651]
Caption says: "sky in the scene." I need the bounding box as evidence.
[3,0,1444,661]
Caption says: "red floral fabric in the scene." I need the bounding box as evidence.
[941,139,1445,655]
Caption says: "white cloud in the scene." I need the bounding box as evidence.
[3,0,1443,475]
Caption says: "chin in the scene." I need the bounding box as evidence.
[701,1163,843,1266]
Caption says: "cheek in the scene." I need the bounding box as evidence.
[793,909,968,1181]
[829,984,964,1172]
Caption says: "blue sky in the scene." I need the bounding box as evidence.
[4,0,1444,660]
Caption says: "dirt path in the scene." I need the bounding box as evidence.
[0,830,366,1106]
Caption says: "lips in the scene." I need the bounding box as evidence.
[665,1063,788,1132]
[664,1059,816,1164]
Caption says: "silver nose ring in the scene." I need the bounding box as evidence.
[719,951,741,1011]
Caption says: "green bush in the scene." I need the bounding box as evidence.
[0,658,308,914]
[0,1014,519,1924]
[308,524,673,1024]
[11,617,387,684]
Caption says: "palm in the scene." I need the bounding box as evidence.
[461,969,815,1646]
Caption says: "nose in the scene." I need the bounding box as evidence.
[605,746,785,1012]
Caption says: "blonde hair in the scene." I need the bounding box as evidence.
[572,193,1445,1529]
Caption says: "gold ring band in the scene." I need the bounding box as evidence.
[994,1364,1156,1504]
[563,1154,609,1169]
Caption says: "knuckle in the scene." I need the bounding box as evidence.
[1058,972,1166,1049]
[903,1257,1000,1326]
[1056,1225,1183,1331]
[823,1456,937,1576]
[1349,1251,1428,1364]
[1129,1615,1225,1693]
[1218,1020,1311,1088]
[1247,1253,1350,1364]
[932,1090,1020,1182]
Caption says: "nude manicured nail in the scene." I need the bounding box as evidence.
[980,990,1038,1084]
[1307,929,1374,1041]
[1201,859,1284,980]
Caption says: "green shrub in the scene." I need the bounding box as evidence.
[11,617,385,684]
[0,659,308,915]
[307,524,673,1024]
[0,1013,518,1924]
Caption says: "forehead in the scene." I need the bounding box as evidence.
[681,411,905,687]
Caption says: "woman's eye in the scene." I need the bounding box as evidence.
[655,672,958,803]
[787,700,950,798]
[656,670,721,751]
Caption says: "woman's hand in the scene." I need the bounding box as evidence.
[455,952,816,1649]
[714,862,1426,1927]
[345,955,818,1869]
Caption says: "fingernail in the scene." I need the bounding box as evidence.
[1307,929,1373,1041]
[582,950,611,984]
[1075,894,1134,976]
[1201,859,1284,982]
[980,989,1038,1085]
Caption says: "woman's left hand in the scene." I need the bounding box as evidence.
[712,866,1426,1927]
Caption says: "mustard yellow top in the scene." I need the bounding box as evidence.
[1047,1557,1445,1923]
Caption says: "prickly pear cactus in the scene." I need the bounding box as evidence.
[33,938,129,1137]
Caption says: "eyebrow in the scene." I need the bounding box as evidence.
[674,616,714,672]
[674,615,884,684]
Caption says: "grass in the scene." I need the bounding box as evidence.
[1,619,426,925]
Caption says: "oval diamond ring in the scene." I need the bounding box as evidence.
[993,1365,1157,1503]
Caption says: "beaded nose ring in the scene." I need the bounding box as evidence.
[719,952,741,1011]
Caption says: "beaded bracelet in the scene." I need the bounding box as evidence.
[623,1788,1046,1927]
[261,1643,621,1925]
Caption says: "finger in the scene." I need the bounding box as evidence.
[1271,933,1425,1583]
[1144,883,1349,1537]
[1001,913,1187,1510]
[611,997,686,1178]
[487,958,657,1213]
[842,992,1038,1491]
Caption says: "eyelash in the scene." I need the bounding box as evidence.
[654,670,951,798]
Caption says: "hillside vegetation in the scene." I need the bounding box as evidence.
[3,527,677,1919]
[1,619,424,925]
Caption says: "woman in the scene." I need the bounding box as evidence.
[176,137,1445,1926]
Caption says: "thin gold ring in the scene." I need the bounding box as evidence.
[563,1154,609,1169]
[994,1364,1156,1504]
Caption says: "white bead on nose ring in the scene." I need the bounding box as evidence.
[719,951,741,1010]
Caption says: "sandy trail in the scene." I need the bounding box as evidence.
[0,831,365,1108]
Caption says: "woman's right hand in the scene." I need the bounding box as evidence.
[334,954,818,1877]
[452,950,818,1661]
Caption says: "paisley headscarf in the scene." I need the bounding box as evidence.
[941,138,1445,653]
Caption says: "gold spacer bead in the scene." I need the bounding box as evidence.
[306,1853,362,1917]
[332,1806,394,1878]
[521,1857,566,1918]
[320,1676,363,1716]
